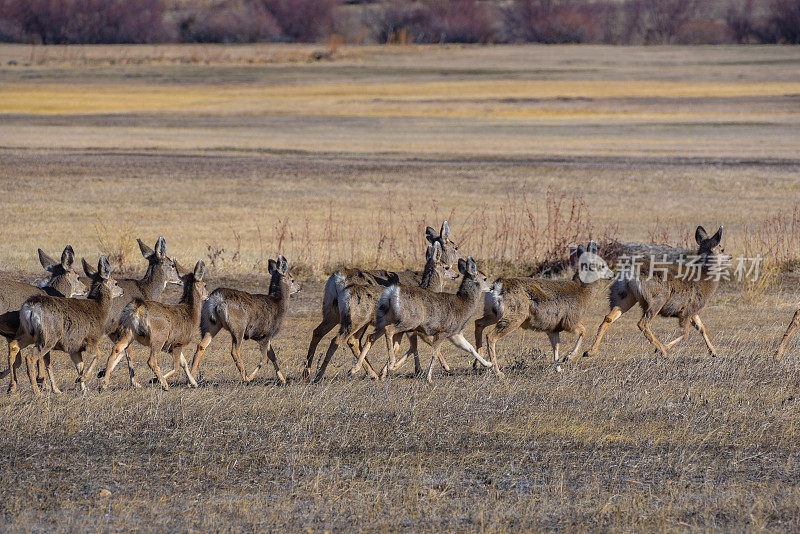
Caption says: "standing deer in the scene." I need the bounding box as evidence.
[583,226,725,359]
[303,221,462,380]
[190,255,300,385]
[310,242,459,382]
[775,309,800,361]
[95,260,207,392]
[15,256,123,395]
[96,237,181,387]
[354,256,494,383]
[1,245,88,392]
[474,242,614,372]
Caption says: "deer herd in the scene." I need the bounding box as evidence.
[0,221,797,396]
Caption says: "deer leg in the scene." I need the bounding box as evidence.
[0,339,9,381]
[547,332,561,364]
[36,356,47,387]
[345,325,377,378]
[190,331,214,380]
[304,314,338,381]
[484,319,522,377]
[25,346,44,396]
[254,341,285,385]
[101,337,131,391]
[172,346,197,388]
[426,336,444,383]
[7,338,27,394]
[449,333,495,372]
[381,328,402,376]
[147,346,169,391]
[776,309,800,361]
[692,314,717,357]
[664,316,692,351]
[349,328,381,380]
[389,332,414,373]
[43,351,61,394]
[562,324,587,362]
[583,293,637,358]
[638,299,668,357]
[228,333,248,382]
[473,313,499,368]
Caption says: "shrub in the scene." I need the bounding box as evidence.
[181,0,280,43]
[505,0,601,44]
[261,0,339,42]
[769,0,800,43]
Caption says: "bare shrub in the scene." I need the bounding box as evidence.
[675,20,733,44]
[725,0,756,43]
[769,0,800,43]
[641,0,698,43]
[180,0,280,43]
[367,0,426,43]
[0,0,168,44]
[419,0,496,44]
[505,0,601,44]
[260,0,338,42]
[94,217,137,271]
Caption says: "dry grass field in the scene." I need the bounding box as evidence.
[1,43,800,531]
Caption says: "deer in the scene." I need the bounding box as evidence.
[14,256,123,395]
[354,256,494,383]
[189,255,300,385]
[583,226,725,359]
[1,245,88,392]
[310,241,459,382]
[775,309,800,361]
[93,260,207,392]
[95,236,181,387]
[303,221,462,380]
[473,242,614,372]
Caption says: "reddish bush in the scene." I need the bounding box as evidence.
[0,0,167,44]
[181,0,280,43]
[419,0,496,43]
[261,0,338,42]
[725,0,756,43]
[675,20,734,44]
[769,0,800,43]
[505,0,601,44]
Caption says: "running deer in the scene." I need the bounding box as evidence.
[96,237,181,387]
[354,256,494,383]
[309,241,459,382]
[189,255,300,385]
[474,242,614,372]
[95,260,207,391]
[775,309,800,361]
[14,256,122,395]
[303,221,462,380]
[1,246,88,392]
[583,226,725,358]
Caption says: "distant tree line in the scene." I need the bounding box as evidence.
[0,0,798,45]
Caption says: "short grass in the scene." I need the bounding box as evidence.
[0,44,799,531]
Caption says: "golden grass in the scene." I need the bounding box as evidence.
[1,44,800,530]
[3,80,800,119]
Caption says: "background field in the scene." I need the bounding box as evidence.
[1,44,799,531]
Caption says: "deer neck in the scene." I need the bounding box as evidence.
[90,282,114,322]
[456,275,482,308]
[269,274,289,314]
[419,261,443,292]
[138,263,165,300]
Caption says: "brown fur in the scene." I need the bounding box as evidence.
[303,221,462,380]
[310,241,458,382]
[475,243,614,370]
[355,256,495,383]
[97,260,207,391]
[584,226,725,358]
[190,255,300,385]
[12,256,121,395]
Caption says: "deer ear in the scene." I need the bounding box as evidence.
[695,226,709,245]
[588,241,598,255]
[61,245,75,270]
[576,244,586,257]
[155,236,166,258]
[440,220,450,241]
[425,226,437,244]
[457,258,467,275]
[193,260,205,281]
[38,249,58,272]
[467,256,477,275]
[267,259,277,274]
[82,257,95,277]
[433,241,442,262]
[138,238,154,259]
[711,226,723,247]
[278,255,288,275]
[98,257,111,280]
[173,259,186,276]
